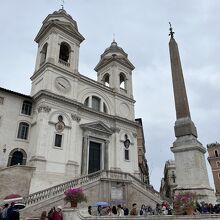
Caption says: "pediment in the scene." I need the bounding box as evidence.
[35,21,84,43]
[80,121,113,135]
[94,56,135,72]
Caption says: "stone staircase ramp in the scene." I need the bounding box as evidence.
[21,170,162,217]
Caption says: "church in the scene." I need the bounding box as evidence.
[0,7,150,202]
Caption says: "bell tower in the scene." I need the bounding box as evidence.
[94,40,135,99]
[31,8,84,97]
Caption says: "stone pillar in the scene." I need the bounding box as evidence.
[81,136,89,175]
[104,140,109,170]
[169,33,215,203]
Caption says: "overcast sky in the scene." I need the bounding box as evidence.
[1,0,220,191]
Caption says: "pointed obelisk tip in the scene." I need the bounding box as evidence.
[169,22,175,39]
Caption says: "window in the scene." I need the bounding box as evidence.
[125,149,129,160]
[103,73,110,87]
[17,122,29,140]
[59,42,70,63]
[21,100,32,115]
[0,96,4,104]
[214,150,219,157]
[7,148,27,167]
[218,173,220,179]
[217,161,220,168]
[55,134,62,147]
[92,96,100,111]
[119,72,126,89]
[40,43,48,65]
[10,151,23,166]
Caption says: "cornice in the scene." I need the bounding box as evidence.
[31,62,135,104]
[32,90,139,128]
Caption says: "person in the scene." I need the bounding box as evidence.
[111,206,117,216]
[0,206,3,220]
[40,211,47,220]
[140,204,145,215]
[7,203,15,220]
[52,206,62,220]
[130,203,138,216]
[88,206,92,215]
[117,205,124,216]
[97,205,102,216]
[123,205,129,216]
[2,204,9,220]
[10,206,19,220]
[48,208,55,220]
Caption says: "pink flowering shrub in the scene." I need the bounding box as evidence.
[173,192,197,214]
[64,187,87,203]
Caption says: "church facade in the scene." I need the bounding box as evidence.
[0,9,148,194]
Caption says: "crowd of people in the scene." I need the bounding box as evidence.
[88,201,220,216]
[0,203,20,220]
[0,204,63,220]
[1,201,220,220]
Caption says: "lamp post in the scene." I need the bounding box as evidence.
[1,144,7,167]
[3,144,6,153]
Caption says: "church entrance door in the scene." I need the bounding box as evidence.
[88,141,101,174]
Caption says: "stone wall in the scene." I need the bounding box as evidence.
[63,209,220,220]
[0,165,35,199]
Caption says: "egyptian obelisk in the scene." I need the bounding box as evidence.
[168,23,215,203]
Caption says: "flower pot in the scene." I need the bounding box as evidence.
[70,201,77,208]
[186,207,194,215]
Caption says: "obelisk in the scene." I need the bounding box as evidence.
[168,23,215,202]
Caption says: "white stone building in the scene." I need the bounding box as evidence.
[0,9,142,194]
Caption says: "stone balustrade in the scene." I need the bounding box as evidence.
[22,170,161,207]
[63,209,220,220]
[58,59,70,67]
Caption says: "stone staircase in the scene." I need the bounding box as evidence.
[21,170,162,217]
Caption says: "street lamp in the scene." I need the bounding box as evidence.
[3,144,6,153]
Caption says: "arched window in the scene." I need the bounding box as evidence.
[21,100,32,115]
[8,149,27,166]
[59,42,70,63]
[40,43,48,65]
[84,97,89,107]
[119,72,126,89]
[17,122,29,140]
[92,96,100,111]
[102,73,110,87]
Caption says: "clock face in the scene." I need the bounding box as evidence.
[55,77,71,93]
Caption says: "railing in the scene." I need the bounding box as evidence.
[58,59,70,67]
[22,170,102,206]
[22,170,161,207]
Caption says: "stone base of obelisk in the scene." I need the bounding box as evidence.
[174,187,216,204]
[171,134,216,204]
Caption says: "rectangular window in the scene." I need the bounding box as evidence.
[92,96,100,111]
[218,173,220,179]
[55,134,62,147]
[125,149,129,160]
[217,161,220,168]
[0,97,4,104]
[214,150,219,157]
[21,101,32,115]
[17,122,29,139]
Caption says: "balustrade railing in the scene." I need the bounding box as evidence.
[22,170,160,207]
[58,59,70,67]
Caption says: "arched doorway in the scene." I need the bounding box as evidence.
[7,148,27,166]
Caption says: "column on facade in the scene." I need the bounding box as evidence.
[81,135,89,175]
[104,140,109,170]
